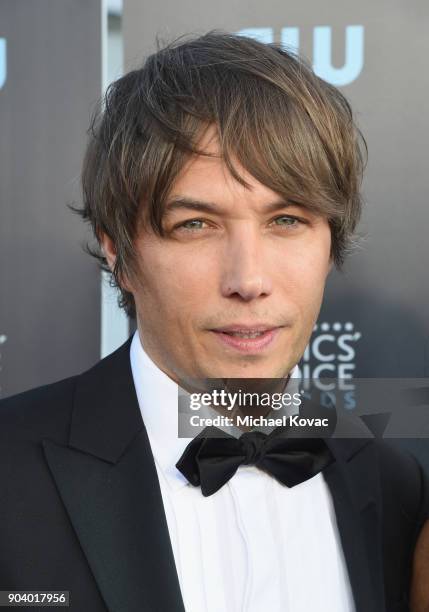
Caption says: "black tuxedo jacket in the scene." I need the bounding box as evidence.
[0,337,428,612]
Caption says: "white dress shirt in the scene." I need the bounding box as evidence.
[130,331,356,612]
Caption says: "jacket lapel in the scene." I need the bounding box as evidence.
[42,338,185,612]
[324,436,385,612]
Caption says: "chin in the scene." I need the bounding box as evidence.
[212,363,285,379]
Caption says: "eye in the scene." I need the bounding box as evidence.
[172,215,307,235]
[174,218,208,232]
[271,215,305,229]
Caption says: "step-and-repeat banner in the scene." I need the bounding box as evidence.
[123,1,429,462]
[0,1,102,398]
[1,1,428,467]
[123,1,428,380]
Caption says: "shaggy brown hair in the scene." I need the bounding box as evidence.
[79,30,367,317]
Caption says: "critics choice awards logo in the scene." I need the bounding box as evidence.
[297,322,362,410]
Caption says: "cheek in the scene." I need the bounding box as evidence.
[276,243,330,312]
[171,256,214,306]
[136,245,215,314]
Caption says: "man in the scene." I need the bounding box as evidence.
[0,30,428,612]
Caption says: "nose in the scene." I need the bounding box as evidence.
[220,227,273,301]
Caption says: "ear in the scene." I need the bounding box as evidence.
[99,232,117,273]
[99,232,133,293]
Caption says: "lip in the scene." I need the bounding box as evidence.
[210,327,282,353]
[212,323,279,333]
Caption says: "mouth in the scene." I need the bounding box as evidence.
[209,325,283,353]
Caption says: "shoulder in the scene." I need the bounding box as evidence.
[373,439,429,530]
[0,375,78,445]
[374,438,424,484]
[0,336,134,448]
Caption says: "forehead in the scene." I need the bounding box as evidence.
[167,125,279,206]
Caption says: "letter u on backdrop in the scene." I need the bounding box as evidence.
[0,39,7,89]
[237,26,365,86]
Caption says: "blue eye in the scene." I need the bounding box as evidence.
[178,219,206,231]
[273,216,301,228]
[173,215,305,235]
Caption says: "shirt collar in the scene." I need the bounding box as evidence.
[130,331,191,491]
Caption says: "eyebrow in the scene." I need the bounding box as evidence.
[163,196,299,215]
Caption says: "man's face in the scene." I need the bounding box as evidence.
[106,127,332,383]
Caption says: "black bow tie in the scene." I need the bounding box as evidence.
[176,426,334,497]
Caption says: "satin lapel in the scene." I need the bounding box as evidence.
[324,437,385,612]
[42,338,185,612]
